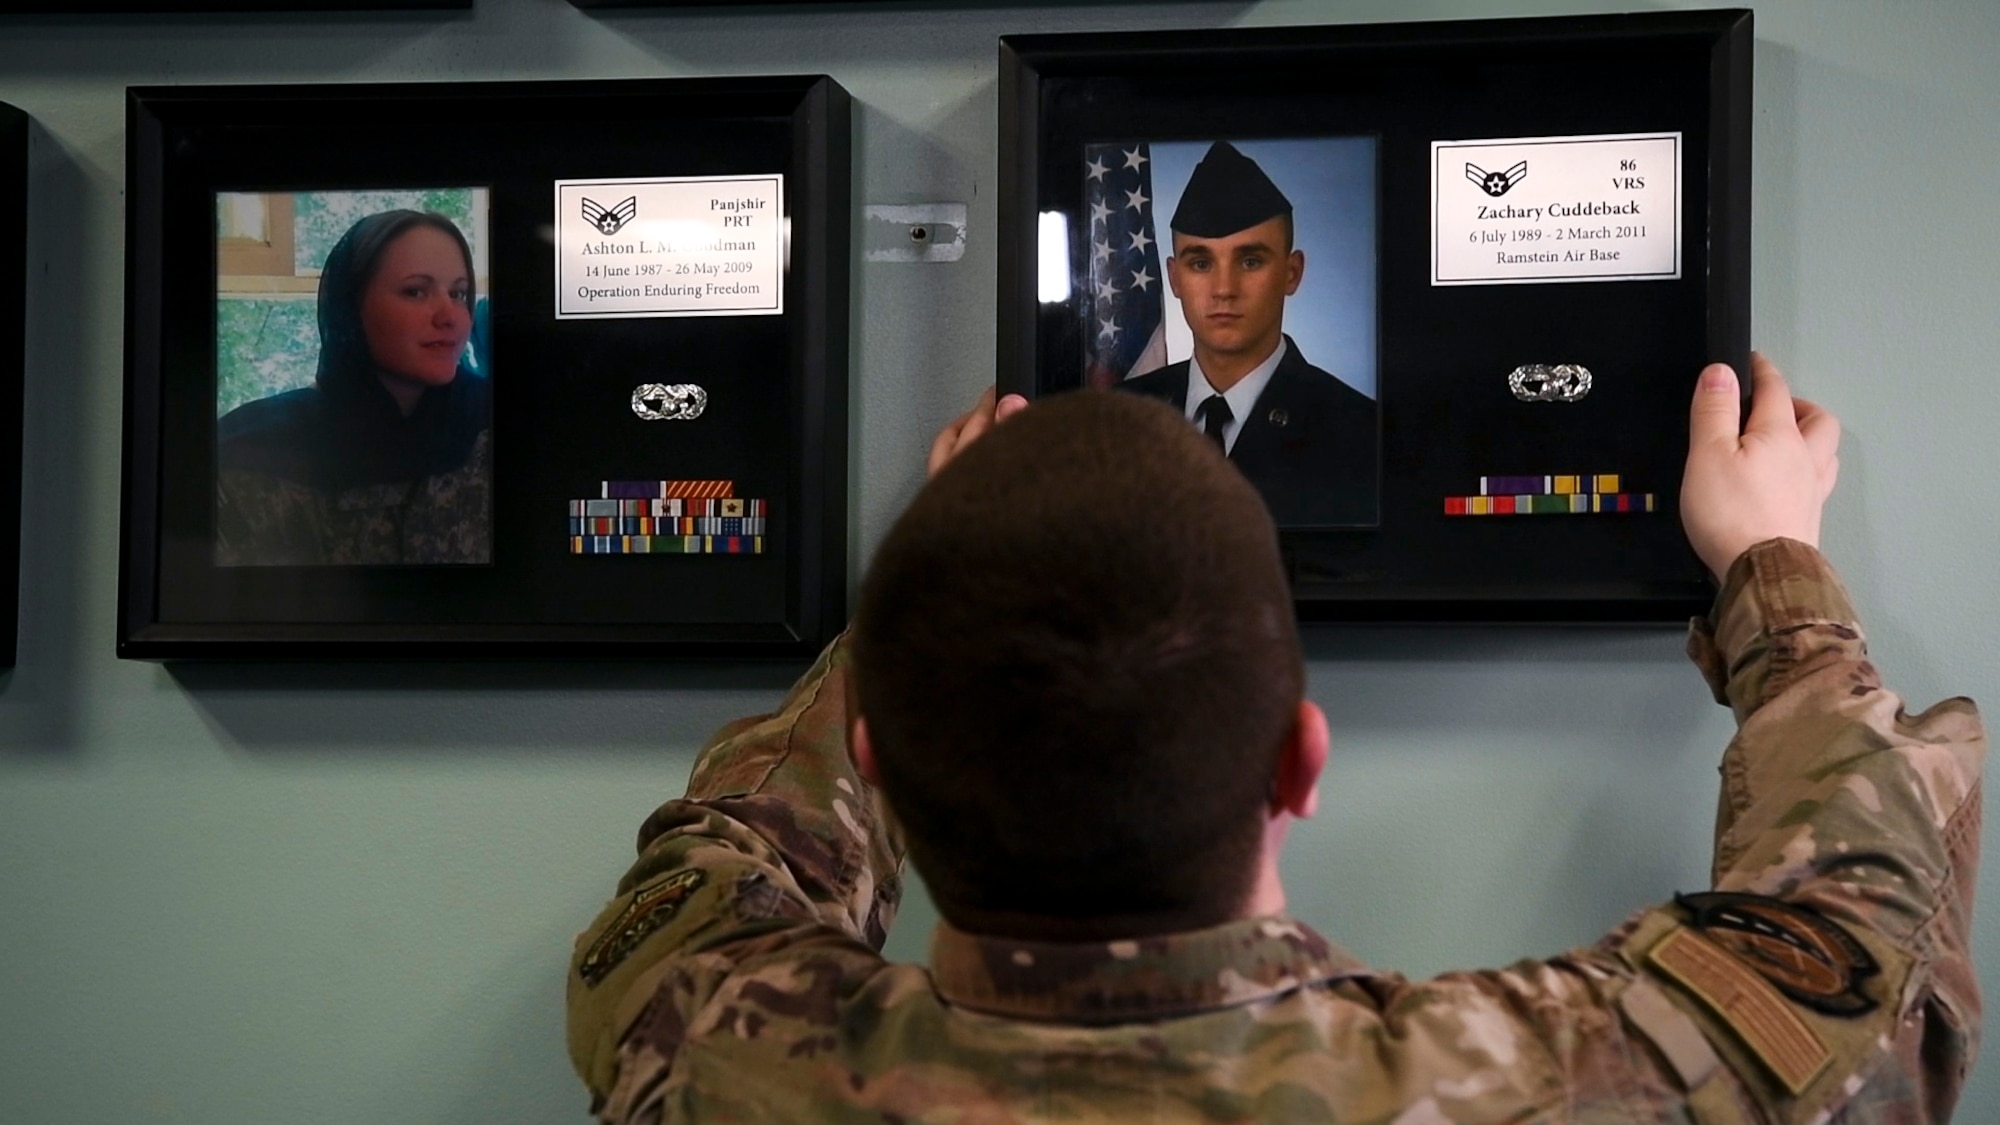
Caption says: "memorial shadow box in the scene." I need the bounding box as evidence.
[998,10,1753,623]
[120,77,850,660]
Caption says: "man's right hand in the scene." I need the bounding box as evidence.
[1680,353,1842,581]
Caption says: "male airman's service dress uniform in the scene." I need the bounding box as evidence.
[568,539,1982,1123]
[1115,140,1381,528]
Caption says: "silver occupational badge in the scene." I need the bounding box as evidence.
[631,383,708,421]
[1508,364,1593,403]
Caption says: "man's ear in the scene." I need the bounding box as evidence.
[1164,254,1182,298]
[1284,249,1305,297]
[1270,701,1328,819]
[849,715,882,785]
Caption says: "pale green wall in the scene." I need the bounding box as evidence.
[1,1,1994,1121]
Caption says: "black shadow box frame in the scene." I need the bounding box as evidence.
[121,77,850,660]
[7,2,466,11]
[1,103,23,667]
[564,0,1205,8]
[998,10,1751,624]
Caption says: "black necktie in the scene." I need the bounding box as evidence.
[1195,394,1232,452]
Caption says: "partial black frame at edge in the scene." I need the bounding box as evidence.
[6,2,467,12]
[118,77,851,661]
[997,10,1753,625]
[1,104,24,667]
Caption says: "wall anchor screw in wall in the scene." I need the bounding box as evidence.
[862,203,966,263]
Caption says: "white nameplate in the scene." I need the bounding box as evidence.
[555,175,784,319]
[1431,132,1680,286]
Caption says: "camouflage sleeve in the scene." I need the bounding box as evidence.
[1654,536,1984,1122]
[564,632,906,1107]
[1332,540,1982,1125]
[1664,540,1976,1112]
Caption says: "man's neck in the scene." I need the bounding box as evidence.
[941,901,1243,943]
[1192,335,1282,394]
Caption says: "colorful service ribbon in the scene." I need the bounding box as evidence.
[570,482,768,554]
[1445,473,1654,516]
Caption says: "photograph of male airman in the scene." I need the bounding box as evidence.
[568,356,1981,1124]
[1118,140,1379,527]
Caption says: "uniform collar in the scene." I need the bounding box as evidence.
[929,914,1367,1024]
[1186,337,1288,454]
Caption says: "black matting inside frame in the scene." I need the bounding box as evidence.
[999,11,1752,624]
[121,78,849,660]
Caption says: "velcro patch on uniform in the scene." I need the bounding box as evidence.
[578,869,706,988]
[1648,927,1831,1095]
[1675,891,1880,1017]
[1617,978,1722,1090]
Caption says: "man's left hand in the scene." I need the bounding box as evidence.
[928,387,1029,477]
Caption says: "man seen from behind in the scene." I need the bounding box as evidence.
[568,360,1981,1123]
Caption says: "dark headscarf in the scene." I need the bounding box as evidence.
[219,209,491,489]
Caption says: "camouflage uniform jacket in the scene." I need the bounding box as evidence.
[214,429,492,565]
[567,539,1983,1123]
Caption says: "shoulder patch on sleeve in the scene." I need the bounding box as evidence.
[579,869,707,988]
[1648,926,1830,1095]
[1673,892,1881,1017]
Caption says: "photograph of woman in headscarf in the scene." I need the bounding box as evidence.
[215,207,491,566]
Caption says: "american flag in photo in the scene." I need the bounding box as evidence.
[1083,142,1168,388]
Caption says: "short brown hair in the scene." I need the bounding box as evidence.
[853,391,1301,936]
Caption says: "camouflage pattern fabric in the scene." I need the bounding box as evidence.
[567,538,1983,1123]
[215,429,492,565]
